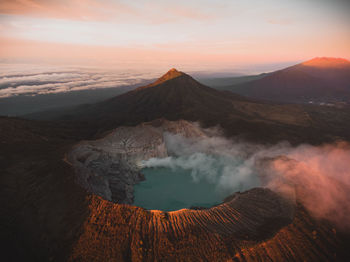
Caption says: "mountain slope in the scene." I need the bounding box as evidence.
[0,117,90,261]
[51,68,350,145]
[223,57,350,104]
[198,73,267,88]
[62,69,309,142]
[76,69,249,127]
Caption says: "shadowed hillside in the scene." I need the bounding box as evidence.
[53,68,350,145]
[223,57,350,104]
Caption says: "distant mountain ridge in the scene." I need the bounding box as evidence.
[51,67,350,144]
[217,57,350,104]
[301,57,350,68]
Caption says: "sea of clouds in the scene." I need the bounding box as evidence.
[0,63,160,98]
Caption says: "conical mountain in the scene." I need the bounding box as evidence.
[135,68,209,91]
[79,68,248,129]
[141,68,186,88]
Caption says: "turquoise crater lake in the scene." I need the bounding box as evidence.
[133,167,226,211]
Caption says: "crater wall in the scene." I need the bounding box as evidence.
[68,119,208,203]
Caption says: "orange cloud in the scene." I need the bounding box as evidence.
[0,0,216,23]
[1,35,349,73]
[0,37,240,70]
[0,0,137,21]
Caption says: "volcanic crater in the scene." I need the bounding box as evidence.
[69,119,246,203]
[61,68,348,260]
[68,118,296,242]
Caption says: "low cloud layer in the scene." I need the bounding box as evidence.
[0,64,158,98]
[142,132,350,230]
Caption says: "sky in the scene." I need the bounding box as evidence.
[0,0,349,72]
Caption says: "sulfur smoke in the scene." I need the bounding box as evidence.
[264,141,350,231]
[142,132,350,231]
[142,133,263,194]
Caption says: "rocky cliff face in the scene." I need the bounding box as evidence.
[66,119,300,261]
[67,189,344,262]
[65,119,349,261]
[68,119,208,204]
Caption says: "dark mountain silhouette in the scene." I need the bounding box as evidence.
[73,68,249,126]
[199,73,268,89]
[222,57,350,103]
[52,68,350,144]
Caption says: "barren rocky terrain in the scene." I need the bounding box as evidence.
[1,69,350,261]
[68,119,207,204]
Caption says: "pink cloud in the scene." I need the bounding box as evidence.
[0,0,216,23]
[0,0,137,21]
[264,142,350,231]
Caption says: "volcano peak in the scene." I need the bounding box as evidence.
[168,68,179,73]
[143,68,188,88]
[159,68,184,81]
[301,57,350,68]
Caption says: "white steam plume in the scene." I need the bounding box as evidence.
[142,132,350,230]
